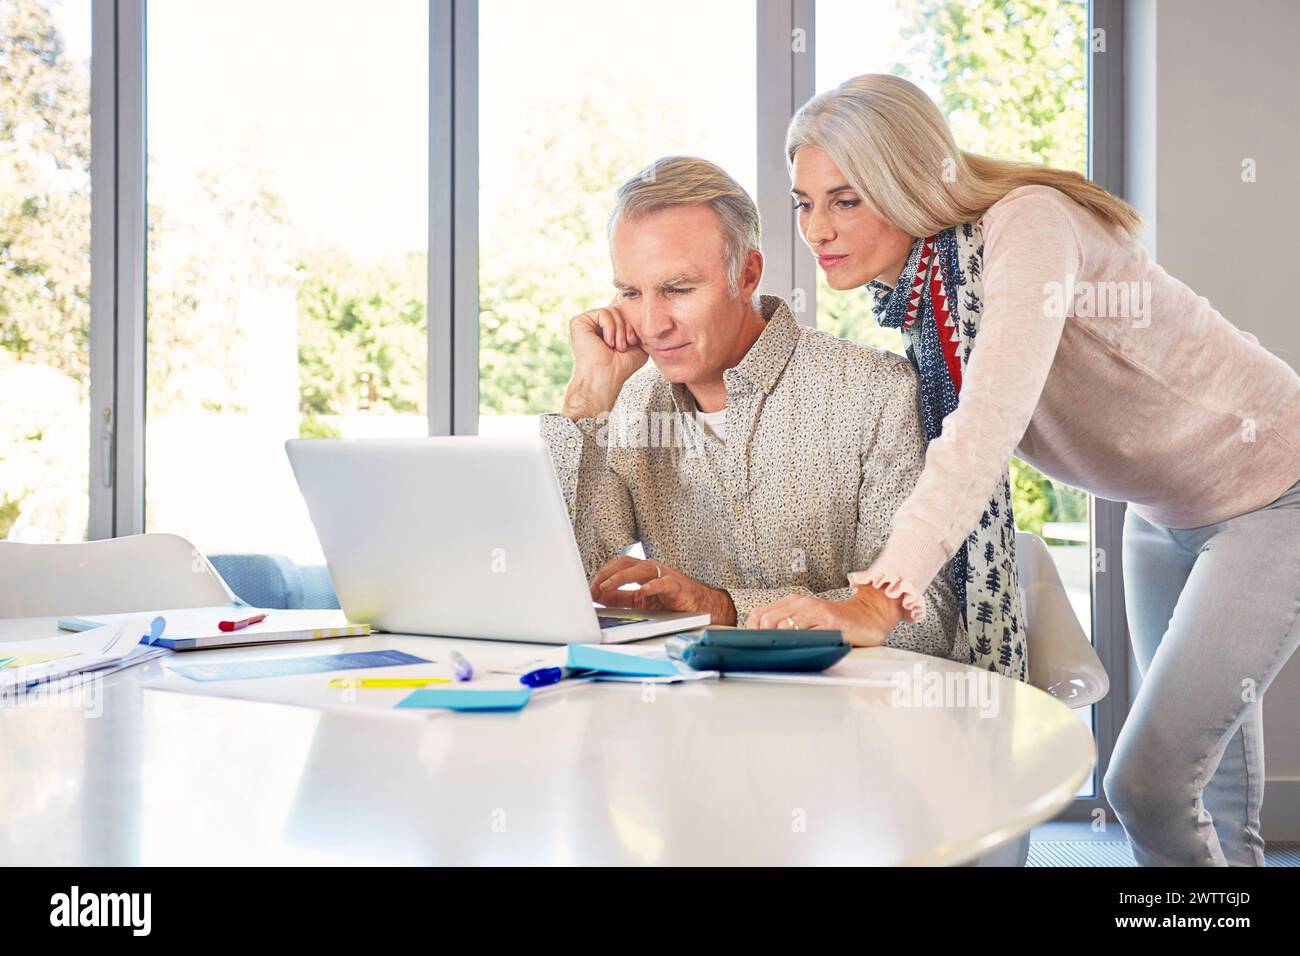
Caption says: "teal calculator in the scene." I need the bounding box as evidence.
[667,628,850,672]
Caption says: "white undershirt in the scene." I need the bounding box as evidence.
[694,407,727,443]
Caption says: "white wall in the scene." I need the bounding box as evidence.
[1124,0,1300,841]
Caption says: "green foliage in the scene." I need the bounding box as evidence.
[298,412,340,440]
[296,248,428,417]
[0,491,24,539]
[896,0,1089,173]
[0,0,91,384]
[1010,456,1088,536]
[477,94,678,416]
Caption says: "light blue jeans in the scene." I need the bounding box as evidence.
[1103,478,1300,866]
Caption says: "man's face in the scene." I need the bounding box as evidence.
[610,204,754,387]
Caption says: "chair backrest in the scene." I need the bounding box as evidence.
[1015,530,1109,708]
[207,553,341,609]
[0,533,235,619]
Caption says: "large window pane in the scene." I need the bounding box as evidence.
[815,0,1095,794]
[476,0,757,436]
[144,0,429,562]
[0,0,92,543]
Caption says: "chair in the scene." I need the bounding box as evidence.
[1017,530,1109,708]
[975,530,1109,867]
[0,533,236,618]
[207,553,340,609]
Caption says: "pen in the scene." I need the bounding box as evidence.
[329,677,451,689]
[450,650,473,681]
[218,613,267,632]
[519,666,593,688]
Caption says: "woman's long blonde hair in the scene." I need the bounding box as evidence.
[786,73,1142,240]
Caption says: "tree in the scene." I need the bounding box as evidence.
[0,0,91,382]
[896,0,1088,173]
[478,90,701,417]
[296,247,427,426]
[0,0,91,540]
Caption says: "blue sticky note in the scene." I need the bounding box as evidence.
[565,643,678,677]
[142,616,166,645]
[170,649,429,682]
[396,687,532,711]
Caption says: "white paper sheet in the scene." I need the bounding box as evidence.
[0,617,167,691]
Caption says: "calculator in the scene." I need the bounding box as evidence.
[667,628,850,672]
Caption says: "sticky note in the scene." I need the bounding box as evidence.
[565,643,678,677]
[170,649,429,682]
[2,651,81,669]
[396,687,532,711]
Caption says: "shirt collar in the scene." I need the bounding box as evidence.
[667,294,799,412]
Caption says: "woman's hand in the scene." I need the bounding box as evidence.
[746,585,908,647]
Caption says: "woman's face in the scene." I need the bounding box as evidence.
[790,145,914,291]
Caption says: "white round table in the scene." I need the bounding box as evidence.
[0,619,1094,865]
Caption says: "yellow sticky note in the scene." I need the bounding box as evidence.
[2,651,81,669]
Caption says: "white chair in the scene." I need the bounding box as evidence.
[0,532,236,619]
[975,531,1109,866]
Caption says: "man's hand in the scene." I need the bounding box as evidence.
[561,301,649,421]
[590,557,737,626]
[745,585,907,647]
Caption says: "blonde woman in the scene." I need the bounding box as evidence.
[749,74,1300,867]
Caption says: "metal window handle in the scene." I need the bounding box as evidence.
[100,406,114,488]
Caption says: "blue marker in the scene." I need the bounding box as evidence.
[519,666,562,687]
[450,650,473,682]
[519,666,592,688]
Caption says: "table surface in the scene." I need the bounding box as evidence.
[0,616,1094,866]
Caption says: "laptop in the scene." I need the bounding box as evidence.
[285,437,710,644]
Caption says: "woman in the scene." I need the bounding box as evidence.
[750,74,1300,867]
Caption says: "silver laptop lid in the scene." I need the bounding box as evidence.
[285,437,602,642]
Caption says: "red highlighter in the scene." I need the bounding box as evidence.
[218,613,267,632]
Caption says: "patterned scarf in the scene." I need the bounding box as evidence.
[866,221,1028,681]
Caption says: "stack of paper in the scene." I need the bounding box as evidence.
[0,617,170,692]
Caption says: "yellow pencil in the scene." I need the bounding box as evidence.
[328,677,452,689]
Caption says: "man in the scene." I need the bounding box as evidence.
[540,155,962,656]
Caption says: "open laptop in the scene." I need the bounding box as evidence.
[284,437,710,644]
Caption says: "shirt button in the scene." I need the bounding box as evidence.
[748,578,761,588]
[731,502,744,517]
[566,438,577,450]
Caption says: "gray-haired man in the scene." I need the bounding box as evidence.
[540,155,962,654]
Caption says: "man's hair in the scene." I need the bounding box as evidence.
[607,156,762,297]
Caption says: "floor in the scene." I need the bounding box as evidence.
[1027,822,1300,866]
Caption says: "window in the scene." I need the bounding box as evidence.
[0,0,92,543]
[476,0,757,436]
[143,0,429,562]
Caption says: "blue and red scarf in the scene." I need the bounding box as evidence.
[867,222,1027,680]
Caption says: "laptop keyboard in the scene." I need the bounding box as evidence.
[597,615,636,629]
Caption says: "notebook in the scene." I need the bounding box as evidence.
[57,605,370,651]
